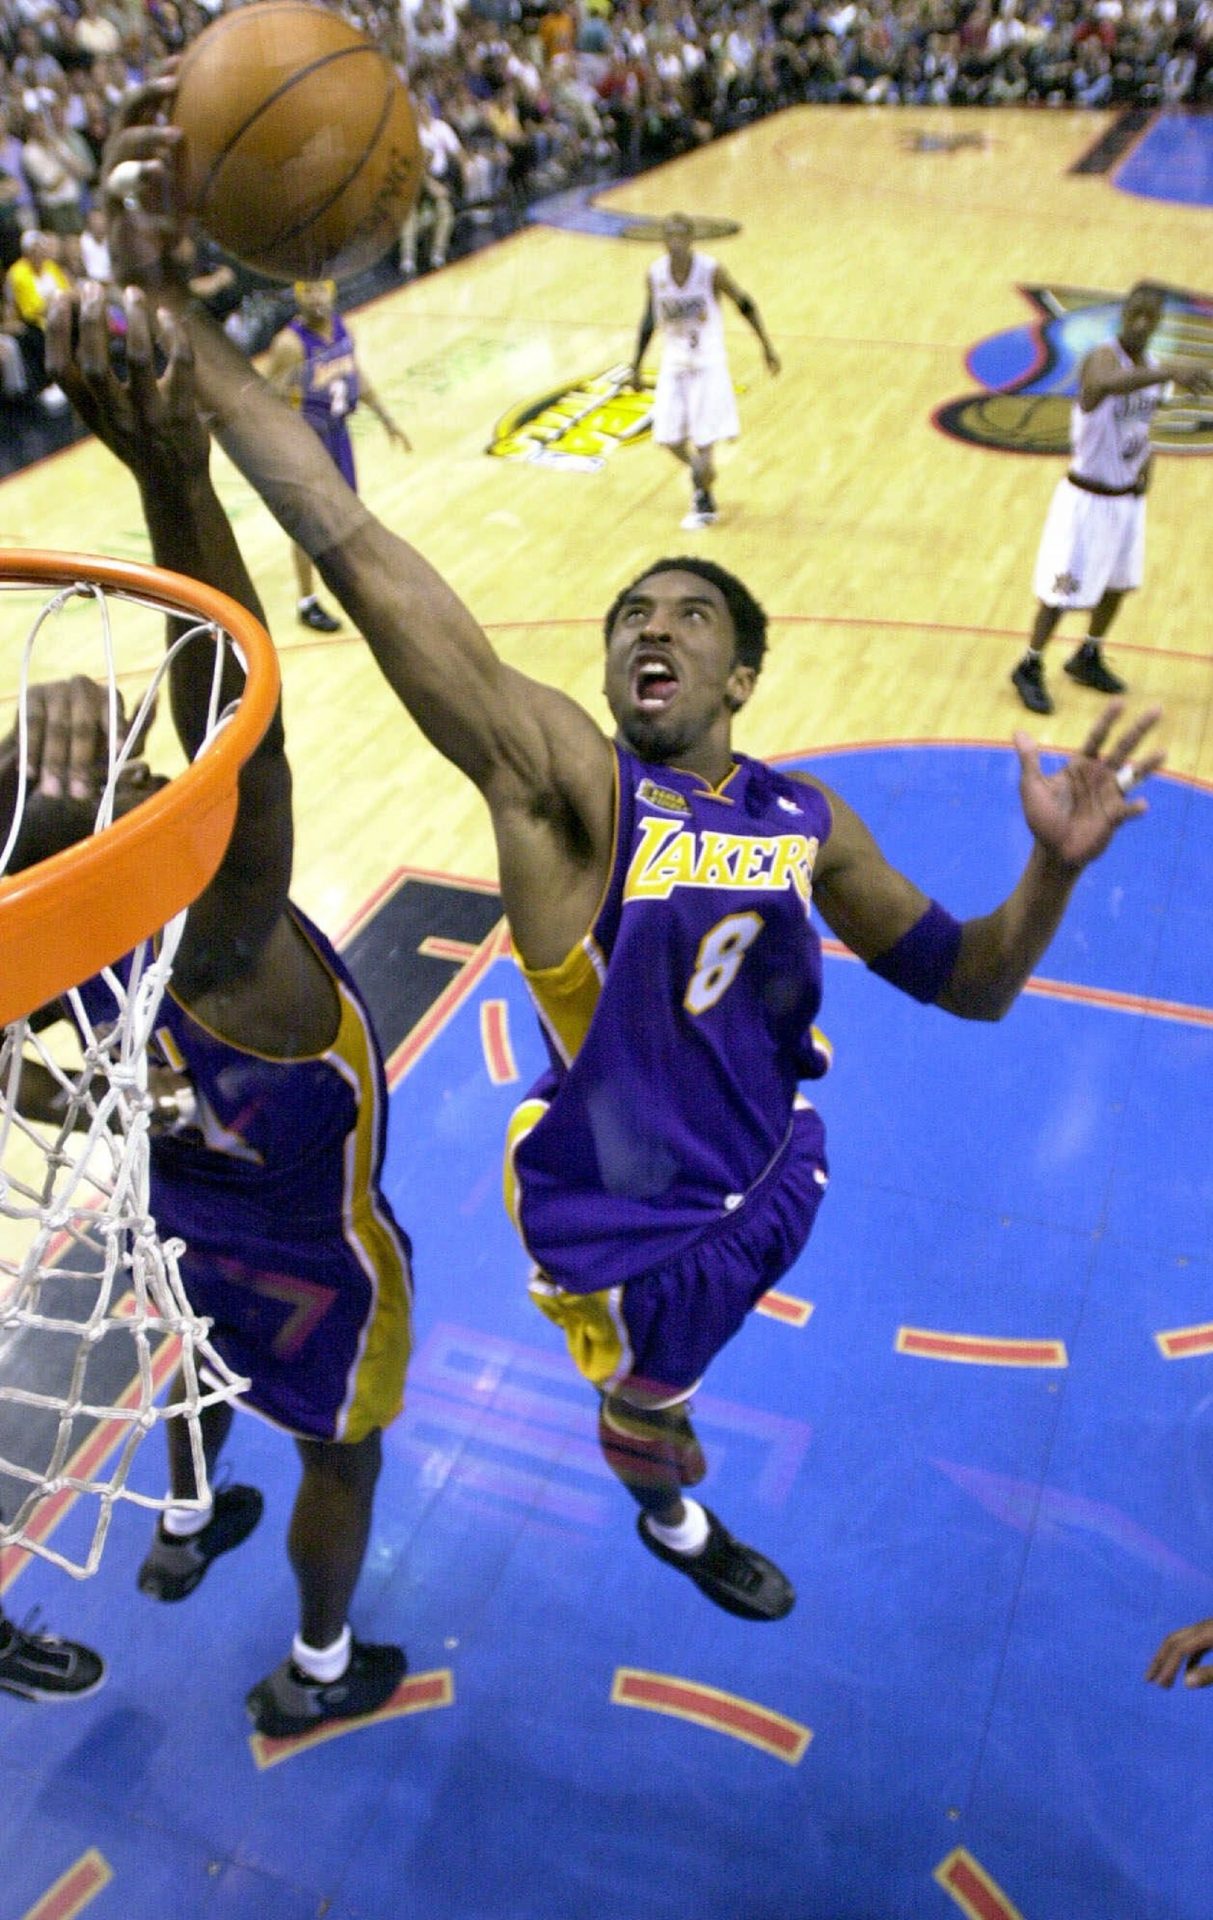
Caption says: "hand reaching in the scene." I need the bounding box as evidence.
[1014,701,1165,873]
[98,71,188,292]
[46,283,209,485]
[1146,1618,1213,1690]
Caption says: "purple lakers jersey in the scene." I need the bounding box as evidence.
[289,313,360,434]
[74,907,411,1441]
[509,745,832,1292]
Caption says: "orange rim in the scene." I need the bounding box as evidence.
[0,550,280,1026]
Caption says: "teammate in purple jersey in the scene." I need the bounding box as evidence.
[263,278,410,635]
[22,283,413,1737]
[90,93,1166,1621]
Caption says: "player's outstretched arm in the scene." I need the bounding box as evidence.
[44,283,292,993]
[812,703,1163,1023]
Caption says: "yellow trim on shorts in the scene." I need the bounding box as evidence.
[528,1275,632,1388]
[328,976,412,1444]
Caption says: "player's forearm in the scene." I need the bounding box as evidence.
[138,466,280,761]
[185,303,511,787]
[936,844,1079,1021]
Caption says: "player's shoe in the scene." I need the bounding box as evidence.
[1064,643,1127,695]
[137,1485,264,1602]
[297,597,342,633]
[246,1640,406,1737]
[637,1506,795,1621]
[695,486,718,524]
[0,1615,105,1702]
[1011,654,1053,715]
[680,508,710,531]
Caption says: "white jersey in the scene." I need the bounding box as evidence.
[1070,342,1164,492]
[650,252,727,374]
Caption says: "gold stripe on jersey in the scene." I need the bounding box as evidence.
[326,976,412,1444]
[519,935,607,1068]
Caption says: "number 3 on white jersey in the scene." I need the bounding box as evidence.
[684,911,764,1014]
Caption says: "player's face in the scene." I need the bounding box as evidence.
[296,280,336,326]
[1120,289,1163,358]
[663,219,693,269]
[604,569,755,766]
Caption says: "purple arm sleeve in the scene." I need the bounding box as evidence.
[867,900,962,1004]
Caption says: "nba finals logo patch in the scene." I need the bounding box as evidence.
[488,365,655,471]
[935,284,1213,456]
[637,779,690,815]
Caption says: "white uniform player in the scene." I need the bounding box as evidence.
[1011,283,1212,718]
[649,250,739,453]
[630,213,780,532]
[1031,341,1163,612]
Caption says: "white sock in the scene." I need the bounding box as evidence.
[644,1498,710,1556]
[161,1496,213,1539]
[298,595,316,609]
[292,1623,352,1683]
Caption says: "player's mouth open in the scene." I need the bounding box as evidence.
[632,654,680,711]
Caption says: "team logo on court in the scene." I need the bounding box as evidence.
[900,130,990,153]
[487,364,655,470]
[935,284,1213,456]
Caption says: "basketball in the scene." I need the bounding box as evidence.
[172,0,423,282]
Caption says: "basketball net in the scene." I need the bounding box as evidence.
[0,578,252,1579]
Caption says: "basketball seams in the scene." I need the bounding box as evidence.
[261,71,405,267]
[188,44,389,217]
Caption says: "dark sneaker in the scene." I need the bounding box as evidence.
[0,1617,105,1702]
[247,1640,406,1737]
[637,1506,795,1621]
[696,487,718,523]
[1011,655,1053,715]
[1064,643,1126,695]
[137,1485,264,1602]
[297,599,341,633]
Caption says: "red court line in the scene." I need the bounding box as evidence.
[22,1849,112,1920]
[819,936,1213,1029]
[480,999,518,1085]
[612,1669,811,1764]
[755,1289,813,1328]
[1156,1322,1213,1359]
[419,936,479,962]
[386,918,510,1087]
[934,1847,1027,1920]
[249,1669,454,1770]
[897,1328,1067,1368]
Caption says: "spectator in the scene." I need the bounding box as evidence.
[3,226,70,406]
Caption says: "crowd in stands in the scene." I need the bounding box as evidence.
[0,0,1211,407]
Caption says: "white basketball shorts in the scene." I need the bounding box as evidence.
[651,360,740,448]
[1032,479,1147,609]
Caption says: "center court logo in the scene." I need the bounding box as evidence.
[935,283,1213,456]
[487,364,655,470]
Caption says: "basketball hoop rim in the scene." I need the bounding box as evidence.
[0,550,280,1027]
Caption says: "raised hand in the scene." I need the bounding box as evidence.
[1146,1618,1213,1690]
[46,283,208,485]
[98,71,188,291]
[1014,701,1165,872]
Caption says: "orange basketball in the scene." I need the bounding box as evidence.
[172,1,423,282]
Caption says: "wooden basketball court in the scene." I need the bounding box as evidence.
[3,106,1213,1920]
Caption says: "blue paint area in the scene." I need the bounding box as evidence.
[969,301,1119,396]
[4,745,1213,1919]
[1115,110,1213,208]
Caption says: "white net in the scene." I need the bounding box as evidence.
[0,577,250,1578]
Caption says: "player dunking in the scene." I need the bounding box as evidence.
[99,98,1165,1622]
[38,284,414,1735]
[629,213,779,531]
[263,278,410,633]
[1011,282,1212,717]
